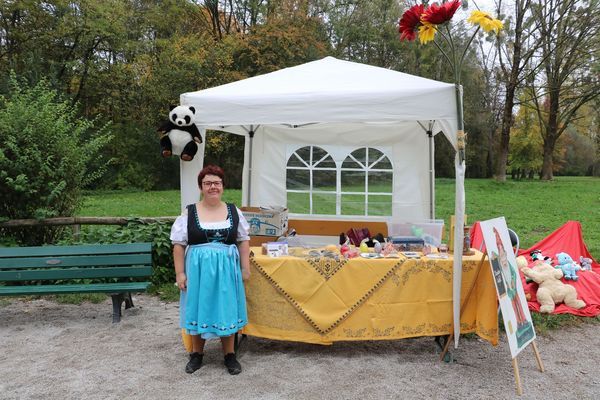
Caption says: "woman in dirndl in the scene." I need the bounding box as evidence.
[170,164,251,375]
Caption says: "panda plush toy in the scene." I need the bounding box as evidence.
[158,105,203,161]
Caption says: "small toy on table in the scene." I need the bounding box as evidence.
[381,239,397,257]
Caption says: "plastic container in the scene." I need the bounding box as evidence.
[386,219,444,247]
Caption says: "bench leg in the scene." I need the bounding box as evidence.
[124,292,134,309]
[111,294,124,323]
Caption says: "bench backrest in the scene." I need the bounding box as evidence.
[0,243,153,282]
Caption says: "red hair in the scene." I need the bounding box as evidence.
[197,164,225,187]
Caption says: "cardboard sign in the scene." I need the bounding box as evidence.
[480,217,535,358]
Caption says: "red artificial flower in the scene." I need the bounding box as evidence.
[399,4,425,41]
[421,0,461,25]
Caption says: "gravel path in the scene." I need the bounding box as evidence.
[1,294,599,400]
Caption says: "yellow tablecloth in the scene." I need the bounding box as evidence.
[242,248,498,345]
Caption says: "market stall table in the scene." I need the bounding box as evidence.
[242,248,498,345]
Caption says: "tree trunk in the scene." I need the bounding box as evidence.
[541,114,558,180]
[495,85,516,181]
[540,141,554,180]
[540,85,560,180]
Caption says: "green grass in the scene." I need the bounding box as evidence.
[78,189,242,217]
[148,282,180,302]
[435,177,600,257]
[52,293,108,304]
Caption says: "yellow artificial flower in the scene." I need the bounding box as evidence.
[467,10,503,33]
[418,23,437,44]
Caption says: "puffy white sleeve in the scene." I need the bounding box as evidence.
[170,213,188,246]
[236,207,250,242]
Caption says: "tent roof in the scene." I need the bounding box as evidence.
[181,56,457,127]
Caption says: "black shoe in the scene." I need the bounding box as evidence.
[224,353,242,375]
[185,352,203,374]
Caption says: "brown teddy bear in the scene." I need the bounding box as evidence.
[519,259,586,313]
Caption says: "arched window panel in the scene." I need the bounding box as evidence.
[368,148,392,169]
[313,147,336,168]
[286,145,336,215]
[286,145,393,216]
[351,148,367,166]
[287,153,307,167]
[342,148,366,168]
[295,146,311,164]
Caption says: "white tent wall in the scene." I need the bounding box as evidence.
[242,123,431,220]
[178,57,466,347]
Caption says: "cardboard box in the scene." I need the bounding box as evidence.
[241,206,288,237]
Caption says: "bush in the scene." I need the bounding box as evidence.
[61,220,175,286]
[0,74,112,244]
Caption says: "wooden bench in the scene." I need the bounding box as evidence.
[0,242,153,323]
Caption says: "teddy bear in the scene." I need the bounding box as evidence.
[556,252,581,281]
[516,256,533,299]
[158,105,203,161]
[580,256,593,271]
[521,262,586,313]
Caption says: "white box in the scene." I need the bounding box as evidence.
[387,219,444,246]
[241,206,289,236]
[262,242,289,257]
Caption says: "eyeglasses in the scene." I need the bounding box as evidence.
[202,180,223,188]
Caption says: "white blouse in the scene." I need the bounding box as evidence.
[170,206,250,246]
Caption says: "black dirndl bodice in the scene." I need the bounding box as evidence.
[186,203,239,245]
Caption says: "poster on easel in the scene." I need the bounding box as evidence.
[480,217,536,358]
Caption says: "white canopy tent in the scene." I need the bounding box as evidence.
[179,57,466,346]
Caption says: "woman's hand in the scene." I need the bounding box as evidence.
[241,267,251,281]
[176,272,187,290]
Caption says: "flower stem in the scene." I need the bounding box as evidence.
[459,27,482,73]
[432,40,455,76]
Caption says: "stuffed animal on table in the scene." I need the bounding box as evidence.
[580,256,593,271]
[373,239,382,254]
[359,238,370,253]
[158,105,203,161]
[521,262,586,313]
[556,252,581,281]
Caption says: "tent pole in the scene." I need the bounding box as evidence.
[247,128,255,206]
[453,84,466,348]
[418,120,436,220]
[427,126,434,219]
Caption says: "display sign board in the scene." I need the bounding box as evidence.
[480,217,535,358]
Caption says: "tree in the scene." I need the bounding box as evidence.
[0,75,112,244]
[494,0,543,181]
[529,0,600,180]
[321,0,404,68]
[509,94,544,178]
